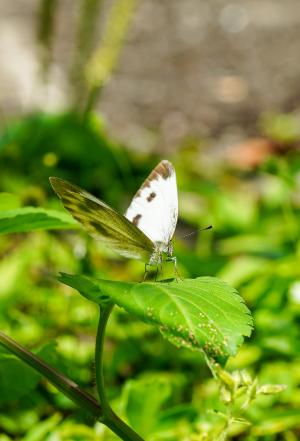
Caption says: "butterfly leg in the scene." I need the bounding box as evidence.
[174,257,182,281]
[160,262,164,281]
[163,256,181,281]
[143,263,159,282]
[143,263,150,282]
[168,256,181,281]
[155,265,159,281]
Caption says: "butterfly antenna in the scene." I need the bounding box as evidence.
[180,225,212,239]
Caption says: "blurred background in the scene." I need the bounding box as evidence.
[1,1,300,440]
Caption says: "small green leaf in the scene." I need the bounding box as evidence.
[0,207,78,235]
[21,414,62,441]
[59,274,253,363]
[0,346,40,403]
[0,341,63,404]
[122,375,172,437]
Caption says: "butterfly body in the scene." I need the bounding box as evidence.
[148,241,172,265]
[50,160,178,267]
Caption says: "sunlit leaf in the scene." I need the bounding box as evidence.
[59,274,253,363]
[0,207,78,235]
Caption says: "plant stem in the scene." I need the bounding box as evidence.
[84,0,139,113]
[0,329,144,440]
[104,412,144,441]
[95,303,114,411]
[0,331,101,418]
[95,304,144,441]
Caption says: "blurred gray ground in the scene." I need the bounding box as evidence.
[1,0,300,152]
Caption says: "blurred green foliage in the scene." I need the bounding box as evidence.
[35,0,139,112]
[0,108,300,440]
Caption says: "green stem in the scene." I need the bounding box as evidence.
[82,85,103,120]
[95,303,113,410]
[0,329,144,440]
[84,0,139,114]
[95,304,144,441]
[0,331,102,418]
[104,412,144,441]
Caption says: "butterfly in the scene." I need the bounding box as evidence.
[49,160,178,270]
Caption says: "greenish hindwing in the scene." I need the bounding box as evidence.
[49,177,154,261]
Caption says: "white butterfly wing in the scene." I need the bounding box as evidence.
[125,160,178,245]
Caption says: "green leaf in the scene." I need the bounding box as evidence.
[0,346,40,403]
[21,414,62,441]
[122,375,172,437]
[59,274,253,363]
[0,207,78,235]
[0,341,62,404]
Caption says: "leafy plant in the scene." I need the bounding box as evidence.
[0,195,256,440]
[2,125,299,439]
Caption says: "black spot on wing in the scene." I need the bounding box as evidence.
[132,214,142,226]
[62,199,90,213]
[147,192,156,202]
[89,221,108,235]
